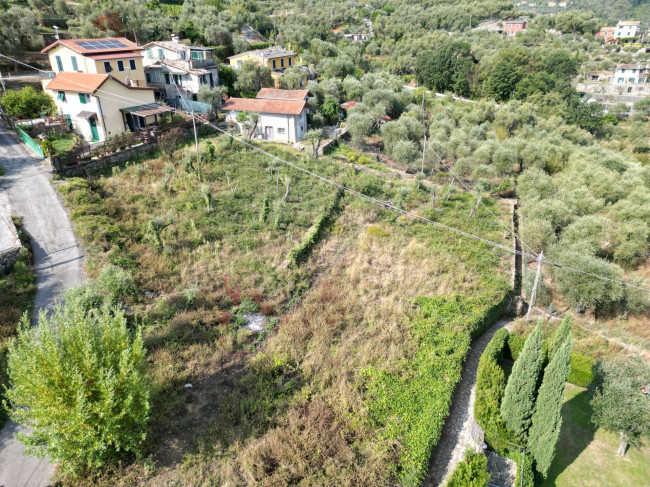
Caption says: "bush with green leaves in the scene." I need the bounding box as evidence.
[446,450,490,487]
[4,301,150,476]
[0,87,55,119]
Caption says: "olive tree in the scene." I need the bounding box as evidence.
[591,356,650,457]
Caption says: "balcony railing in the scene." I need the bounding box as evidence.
[189,58,217,69]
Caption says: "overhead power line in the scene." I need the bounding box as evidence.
[1,52,647,293]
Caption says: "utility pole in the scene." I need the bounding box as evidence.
[191,109,200,167]
[469,13,472,29]
[0,71,6,96]
[421,91,426,173]
[525,251,544,321]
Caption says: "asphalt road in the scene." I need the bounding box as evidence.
[0,124,83,487]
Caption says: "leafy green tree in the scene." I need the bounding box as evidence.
[4,302,149,476]
[416,41,474,96]
[234,61,273,93]
[204,24,232,46]
[346,110,373,147]
[304,128,324,158]
[446,450,491,487]
[484,60,519,102]
[0,87,55,119]
[500,320,544,441]
[197,85,224,112]
[591,356,650,457]
[528,335,573,477]
[550,249,624,314]
[320,95,340,122]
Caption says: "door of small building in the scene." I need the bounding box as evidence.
[265,126,273,140]
[88,117,99,140]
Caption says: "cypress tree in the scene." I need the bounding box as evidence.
[500,320,544,441]
[528,336,573,477]
[549,315,572,358]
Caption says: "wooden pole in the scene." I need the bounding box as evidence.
[526,251,544,322]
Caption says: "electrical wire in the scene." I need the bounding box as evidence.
[2,52,648,293]
[424,139,539,258]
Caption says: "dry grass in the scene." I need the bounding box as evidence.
[57,137,511,486]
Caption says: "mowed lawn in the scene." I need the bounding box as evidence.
[543,383,650,487]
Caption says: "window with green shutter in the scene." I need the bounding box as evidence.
[71,56,78,71]
[79,93,87,104]
[57,91,66,101]
[55,56,63,72]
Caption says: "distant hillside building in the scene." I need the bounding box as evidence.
[596,26,616,38]
[228,47,299,87]
[614,64,648,85]
[615,20,641,39]
[504,20,527,36]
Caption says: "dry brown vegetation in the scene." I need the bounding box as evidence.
[57,136,511,486]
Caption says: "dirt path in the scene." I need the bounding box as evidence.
[423,318,515,486]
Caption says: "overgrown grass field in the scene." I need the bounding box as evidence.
[57,136,511,486]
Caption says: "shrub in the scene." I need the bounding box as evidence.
[4,302,149,476]
[96,264,136,302]
[446,450,490,487]
[287,190,342,267]
[567,352,595,387]
[0,86,55,119]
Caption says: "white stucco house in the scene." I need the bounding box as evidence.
[614,64,649,84]
[615,20,641,39]
[222,91,310,143]
[43,72,171,142]
[142,35,219,100]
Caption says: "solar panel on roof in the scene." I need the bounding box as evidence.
[76,40,128,50]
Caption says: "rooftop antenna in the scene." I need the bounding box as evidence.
[53,25,60,40]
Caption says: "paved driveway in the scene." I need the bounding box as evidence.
[0,124,83,487]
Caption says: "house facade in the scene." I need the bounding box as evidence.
[615,20,641,39]
[41,37,146,87]
[504,20,527,36]
[43,72,170,142]
[222,91,309,143]
[614,64,649,84]
[142,35,219,100]
[228,47,298,87]
[596,26,616,38]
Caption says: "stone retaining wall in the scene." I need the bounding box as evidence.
[55,142,160,178]
[0,190,21,273]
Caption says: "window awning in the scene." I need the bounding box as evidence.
[76,110,96,119]
[120,103,174,117]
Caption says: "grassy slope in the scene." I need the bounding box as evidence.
[57,135,511,486]
[0,218,36,427]
[543,383,650,487]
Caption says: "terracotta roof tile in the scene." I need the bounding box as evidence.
[222,97,308,115]
[256,88,311,100]
[45,72,110,92]
[45,72,154,93]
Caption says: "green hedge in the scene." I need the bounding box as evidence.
[287,189,342,267]
[567,352,595,387]
[447,450,490,487]
[365,293,510,486]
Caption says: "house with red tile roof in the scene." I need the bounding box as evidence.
[42,37,146,87]
[42,71,170,142]
[222,90,310,143]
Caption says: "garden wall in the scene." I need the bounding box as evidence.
[55,142,159,178]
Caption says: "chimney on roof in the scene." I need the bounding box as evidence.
[171,34,180,43]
